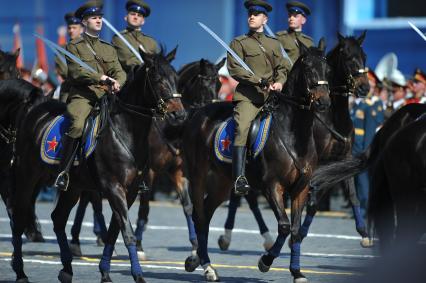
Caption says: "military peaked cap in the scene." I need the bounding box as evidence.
[286,1,311,16]
[413,68,426,84]
[75,0,104,20]
[64,12,81,25]
[126,0,151,17]
[244,0,273,14]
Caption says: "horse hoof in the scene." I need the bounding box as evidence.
[100,272,112,283]
[58,270,73,283]
[291,269,307,283]
[360,237,374,248]
[258,254,273,273]
[218,235,230,251]
[133,275,146,283]
[96,236,105,247]
[204,265,220,282]
[294,277,308,283]
[25,231,45,243]
[69,242,82,257]
[137,250,147,261]
[15,278,29,283]
[184,255,200,272]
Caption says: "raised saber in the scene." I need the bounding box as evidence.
[103,18,144,63]
[198,22,255,75]
[264,24,293,66]
[34,33,97,74]
[44,41,67,65]
[408,21,426,42]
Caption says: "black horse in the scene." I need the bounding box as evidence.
[311,103,426,251]
[217,32,372,250]
[182,40,330,282]
[0,79,47,243]
[134,58,225,260]
[9,48,186,283]
[0,48,20,80]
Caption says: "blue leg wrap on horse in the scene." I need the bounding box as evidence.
[224,205,238,230]
[290,242,301,270]
[99,244,114,272]
[197,233,210,265]
[185,214,197,242]
[300,214,314,238]
[135,219,146,241]
[55,231,72,265]
[269,233,286,258]
[352,205,366,230]
[250,206,269,235]
[128,244,143,276]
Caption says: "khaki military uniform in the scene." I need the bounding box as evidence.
[227,31,290,146]
[112,28,158,72]
[55,49,72,103]
[66,33,126,139]
[276,29,313,64]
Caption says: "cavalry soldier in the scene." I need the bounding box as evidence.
[227,0,290,195]
[112,0,158,72]
[54,12,84,103]
[53,0,127,191]
[276,1,313,64]
[407,68,426,104]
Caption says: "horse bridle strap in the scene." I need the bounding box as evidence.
[312,112,349,143]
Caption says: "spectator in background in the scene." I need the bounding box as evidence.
[388,69,407,111]
[406,68,426,104]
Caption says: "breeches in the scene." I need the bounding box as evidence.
[233,100,262,146]
[66,94,94,139]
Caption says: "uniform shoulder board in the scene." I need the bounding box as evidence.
[142,33,154,39]
[265,34,278,40]
[301,33,314,41]
[69,37,84,45]
[276,30,288,36]
[99,39,112,46]
[120,29,129,34]
[235,35,248,42]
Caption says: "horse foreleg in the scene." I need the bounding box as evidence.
[134,172,152,260]
[347,177,372,247]
[246,190,273,250]
[100,183,144,283]
[69,191,90,256]
[258,183,290,273]
[218,191,241,251]
[176,176,197,255]
[90,191,107,246]
[24,193,44,243]
[289,186,309,283]
[51,188,81,283]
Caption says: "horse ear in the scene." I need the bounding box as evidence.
[13,48,20,58]
[357,30,367,45]
[337,32,345,43]
[298,39,309,55]
[215,57,226,71]
[318,37,326,53]
[166,45,178,63]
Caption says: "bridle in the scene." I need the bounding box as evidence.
[184,72,219,109]
[330,48,367,97]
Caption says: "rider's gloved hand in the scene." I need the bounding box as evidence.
[258,78,269,90]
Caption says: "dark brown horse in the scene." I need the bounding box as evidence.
[182,40,330,282]
[9,48,186,283]
[134,58,225,260]
[0,49,20,80]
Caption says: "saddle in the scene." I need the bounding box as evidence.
[214,111,272,163]
[40,98,108,165]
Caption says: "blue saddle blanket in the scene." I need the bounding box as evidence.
[40,115,100,165]
[214,114,272,163]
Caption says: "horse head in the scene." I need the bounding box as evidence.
[125,46,186,126]
[0,48,20,80]
[178,58,225,108]
[286,38,331,113]
[329,31,369,98]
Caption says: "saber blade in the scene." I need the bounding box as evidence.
[198,22,254,75]
[408,21,426,42]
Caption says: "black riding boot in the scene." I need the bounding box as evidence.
[233,146,251,196]
[53,134,80,191]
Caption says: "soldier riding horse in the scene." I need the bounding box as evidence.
[9,49,186,283]
[182,40,330,282]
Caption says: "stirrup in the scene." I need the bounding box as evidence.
[54,171,70,191]
[234,175,250,196]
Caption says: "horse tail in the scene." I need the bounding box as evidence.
[367,158,393,251]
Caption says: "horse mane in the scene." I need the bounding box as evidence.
[0,79,43,105]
